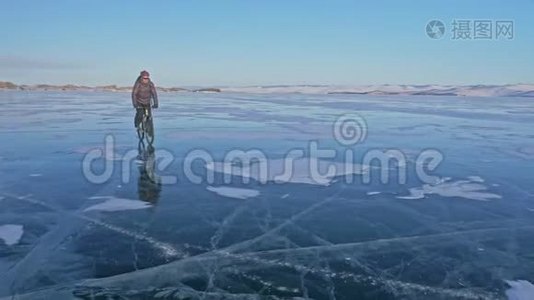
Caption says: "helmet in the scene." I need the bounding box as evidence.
[140,70,150,77]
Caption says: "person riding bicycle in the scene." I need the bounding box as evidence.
[132,70,158,130]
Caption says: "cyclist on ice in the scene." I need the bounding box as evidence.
[132,70,158,130]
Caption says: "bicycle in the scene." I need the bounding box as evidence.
[136,106,155,145]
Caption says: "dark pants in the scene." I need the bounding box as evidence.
[134,105,151,128]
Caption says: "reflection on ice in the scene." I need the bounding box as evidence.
[84,196,152,212]
[0,224,24,246]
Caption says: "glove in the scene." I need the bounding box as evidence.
[152,104,158,109]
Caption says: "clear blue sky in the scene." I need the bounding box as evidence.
[1,0,533,86]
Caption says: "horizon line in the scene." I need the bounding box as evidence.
[2,80,534,89]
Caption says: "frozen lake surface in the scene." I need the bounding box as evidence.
[1,91,534,299]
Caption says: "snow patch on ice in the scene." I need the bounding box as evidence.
[206,156,368,186]
[367,191,381,196]
[29,173,42,177]
[467,176,484,183]
[432,177,452,185]
[506,280,534,300]
[207,186,260,199]
[397,177,501,201]
[397,188,426,200]
[84,196,152,212]
[0,224,24,246]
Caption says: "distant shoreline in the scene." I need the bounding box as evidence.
[1,81,533,97]
[0,82,221,93]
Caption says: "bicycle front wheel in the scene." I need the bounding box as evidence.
[145,118,155,144]
[137,120,145,140]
